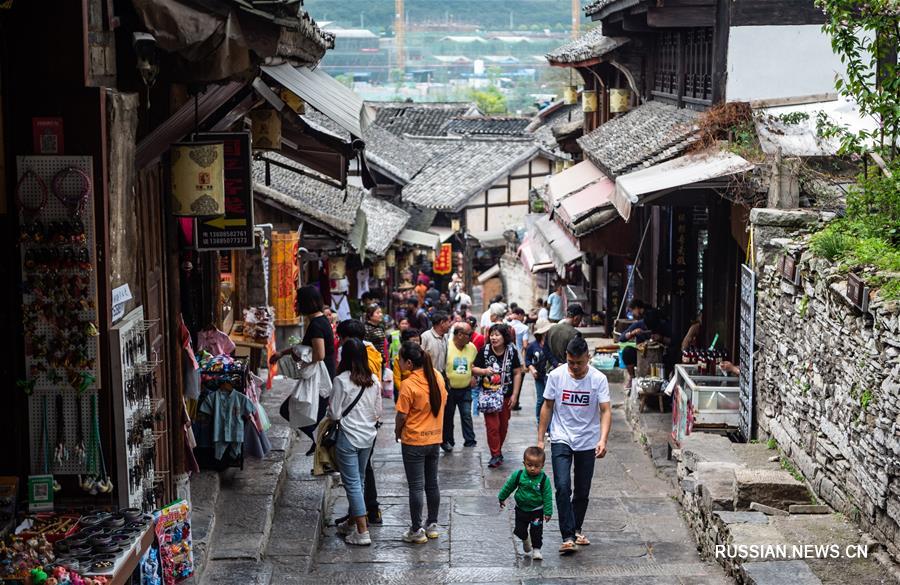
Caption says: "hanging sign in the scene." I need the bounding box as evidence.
[170,142,225,216]
[193,133,255,250]
[433,243,453,275]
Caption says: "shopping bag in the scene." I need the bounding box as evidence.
[256,401,272,432]
[289,360,332,428]
[382,368,394,399]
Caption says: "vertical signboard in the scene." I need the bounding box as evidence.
[738,264,756,441]
[194,132,255,250]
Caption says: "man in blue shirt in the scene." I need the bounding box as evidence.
[547,283,564,322]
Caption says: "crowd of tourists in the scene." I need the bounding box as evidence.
[271,274,612,558]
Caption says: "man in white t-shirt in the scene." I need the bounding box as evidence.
[537,336,612,556]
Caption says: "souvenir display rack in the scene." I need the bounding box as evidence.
[110,306,162,512]
[17,156,101,476]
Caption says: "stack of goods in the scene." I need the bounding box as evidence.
[0,534,55,579]
[241,307,274,341]
[153,501,192,585]
[51,510,153,575]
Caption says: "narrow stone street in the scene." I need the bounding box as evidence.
[202,376,731,585]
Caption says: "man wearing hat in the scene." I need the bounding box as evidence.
[544,303,586,365]
[526,319,557,424]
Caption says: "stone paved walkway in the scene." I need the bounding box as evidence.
[204,376,732,585]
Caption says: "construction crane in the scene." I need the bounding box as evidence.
[572,0,580,38]
[395,0,405,72]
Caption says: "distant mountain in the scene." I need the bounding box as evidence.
[305,0,582,33]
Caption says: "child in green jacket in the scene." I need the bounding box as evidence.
[498,446,553,560]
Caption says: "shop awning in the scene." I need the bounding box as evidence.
[429,226,457,243]
[533,215,583,275]
[547,160,606,202]
[556,179,616,226]
[477,263,501,283]
[262,63,375,138]
[472,230,508,248]
[518,237,555,273]
[613,151,755,221]
[397,228,441,251]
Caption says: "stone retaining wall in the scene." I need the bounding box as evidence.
[751,209,900,559]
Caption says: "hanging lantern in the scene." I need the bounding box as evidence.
[582,90,598,113]
[554,159,565,174]
[451,217,461,233]
[170,142,225,216]
[563,85,578,105]
[373,260,387,280]
[406,251,416,268]
[427,249,436,263]
[386,249,396,268]
[250,109,282,149]
[564,160,575,169]
[609,88,631,113]
[329,256,347,279]
[279,89,306,114]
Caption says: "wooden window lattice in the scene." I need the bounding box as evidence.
[654,28,713,102]
[684,28,713,101]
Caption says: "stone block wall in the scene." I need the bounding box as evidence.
[752,211,900,558]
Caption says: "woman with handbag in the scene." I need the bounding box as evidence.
[394,341,446,544]
[472,323,523,469]
[270,286,336,455]
[328,338,382,546]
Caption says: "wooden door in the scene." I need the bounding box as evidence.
[135,164,174,506]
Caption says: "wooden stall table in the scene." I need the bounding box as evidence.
[229,321,267,371]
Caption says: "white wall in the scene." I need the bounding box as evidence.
[727,25,842,102]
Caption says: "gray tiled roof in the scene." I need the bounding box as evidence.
[577,101,699,177]
[370,102,480,137]
[403,205,438,232]
[546,28,629,64]
[402,138,540,210]
[362,125,431,183]
[528,101,584,154]
[445,116,532,136]
[302,108,429,183]
[584,0,635,17]
[251,152,363,235]
[360,194,410,255]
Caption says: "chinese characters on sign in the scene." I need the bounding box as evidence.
[194,133,255,250]
[673,210,690,297]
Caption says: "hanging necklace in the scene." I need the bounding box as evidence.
[54,393,69,465]
[51,167,92,217]
[16,169,48,222]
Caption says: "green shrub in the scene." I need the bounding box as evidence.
[810,226,850,260]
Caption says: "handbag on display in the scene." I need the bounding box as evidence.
[320,386,366,448]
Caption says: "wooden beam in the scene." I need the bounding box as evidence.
[602,20,626,35]
[647,6,715,27]
[663,0,716,5]
[730,0,826,26]
[712,0,730,103]
[623,14,653,31]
